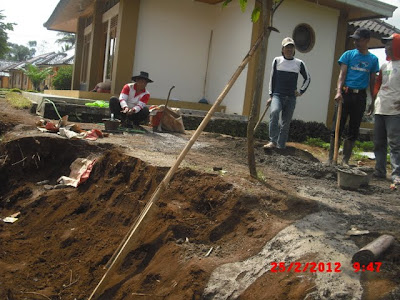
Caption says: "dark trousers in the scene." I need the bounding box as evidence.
[331,91,367,141]
[109,96,149,125]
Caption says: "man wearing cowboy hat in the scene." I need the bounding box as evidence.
[109,71,153,127]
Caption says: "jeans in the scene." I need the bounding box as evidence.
[269,94,296,148]
[330,91,367,141]
[109,96,149,125]
[374,114,400,181]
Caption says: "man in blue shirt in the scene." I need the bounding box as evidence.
[328,28,379,165]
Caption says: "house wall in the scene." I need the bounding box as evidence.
[261,0,339,123]
[132,0,253,112]
[0,76,9,88]
[207,1,254,114]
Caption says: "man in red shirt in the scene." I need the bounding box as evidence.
[109,71,153,127]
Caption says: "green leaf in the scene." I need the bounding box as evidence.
[251,7,260,22]
[239,0,248,12]
[222,0,232,8]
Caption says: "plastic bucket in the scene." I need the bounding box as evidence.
[103,118,121,131]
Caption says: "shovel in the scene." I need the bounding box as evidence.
[254,100,271,132]
[157,85,175,132]
[333,100,342,165]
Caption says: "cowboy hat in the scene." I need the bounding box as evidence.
[132,71,153,83]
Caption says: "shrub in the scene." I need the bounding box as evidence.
[354,141,374,152]
[289,119,331,143]
[10,88,22,93]
[52,66,73,90]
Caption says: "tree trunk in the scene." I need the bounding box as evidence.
[247,0,272,178]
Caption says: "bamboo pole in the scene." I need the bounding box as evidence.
[88,28,268,300]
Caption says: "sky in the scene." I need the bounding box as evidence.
[1,0,61,54]
[1,0,400,59]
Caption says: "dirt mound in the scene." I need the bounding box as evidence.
[1,98,399,300]
[0,136,318,299]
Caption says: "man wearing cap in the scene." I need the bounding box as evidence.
[264,37,311,149]
[109,71,153,127]
[328,28,379,166]
[368,33,400,184]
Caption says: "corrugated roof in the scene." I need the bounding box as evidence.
[0,50,74,72]
[0,60,17,75]
[40,48,75,66]
[349,19,400,37]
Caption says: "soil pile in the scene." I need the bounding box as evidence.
[0,136,317,299]
[0,99,399,300]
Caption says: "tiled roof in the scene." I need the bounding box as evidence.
[39,48,75,66]
[0,60,17,75]
[349,19,400,37]
[0,50,74,73]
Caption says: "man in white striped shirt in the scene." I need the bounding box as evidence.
[264,37,311,149]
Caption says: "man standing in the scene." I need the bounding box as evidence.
[264,37,311,149]
[328,28,379,165]
[368,33,400,184]
[109,71,152,127]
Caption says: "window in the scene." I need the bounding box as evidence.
[80,33,91,84]
[103,15,118,81]
[293,24,315,53]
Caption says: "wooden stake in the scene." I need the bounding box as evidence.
[88,27,267,300]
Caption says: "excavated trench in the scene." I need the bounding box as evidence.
[0,135,320,299]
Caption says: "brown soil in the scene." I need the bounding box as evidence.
[0,98,399,300]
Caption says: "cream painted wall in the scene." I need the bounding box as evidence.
[132,0,253,113]
[261,0,339,123]
[133,0,217,102]
[206,1,254,113]
[133,0,338,121]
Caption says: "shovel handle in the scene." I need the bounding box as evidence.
[333,100,342,163]
[164,85,175,109]
[157,86,175,131]
[254,101,271,132]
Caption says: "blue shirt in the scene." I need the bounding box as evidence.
[338,49,379,89]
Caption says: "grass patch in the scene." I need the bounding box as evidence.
[354,141,374,152]
[5,92,32,109]
[256,170,266,183]
[304,137,330,150]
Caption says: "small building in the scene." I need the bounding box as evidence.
[2,51,74,91]
[37,49,75,90]
[0,60,17,89]
[44,0,397,126]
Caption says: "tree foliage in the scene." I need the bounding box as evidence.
[222,0,283,23]
[56,32,76,51]
[0,10,15,59]
[5,42,36,61]
[23,64,53,91]
[52,65,72,90]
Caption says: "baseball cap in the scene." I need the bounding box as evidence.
[282,37,295,47]
[349,28,370,39]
